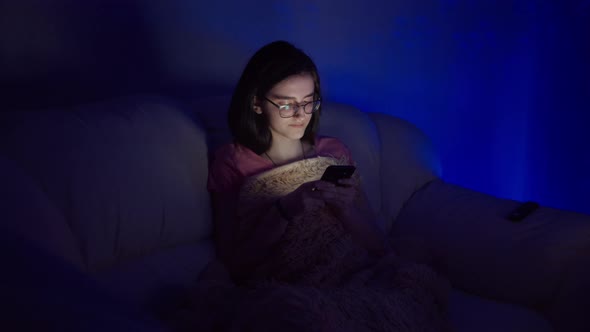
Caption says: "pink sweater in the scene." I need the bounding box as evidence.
[207,136,353,280]
[207,136,353,194]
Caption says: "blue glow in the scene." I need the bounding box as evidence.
[2,0,588,214]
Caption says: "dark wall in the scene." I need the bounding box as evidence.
[1,0,166,108]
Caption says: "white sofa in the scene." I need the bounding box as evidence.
[1,95,589,332]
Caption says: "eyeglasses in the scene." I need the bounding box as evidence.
[264,97,321,118]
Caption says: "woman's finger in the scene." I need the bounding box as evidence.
[313,180,336,191]
[317,184,355,196]
[299,182,324,198]
[302,194,326,210]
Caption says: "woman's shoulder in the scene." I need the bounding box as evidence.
[209,144,235,171]
[212,142,255,163]
[209,142,261,193]
[210,141,270,178]
[315,135,349,151]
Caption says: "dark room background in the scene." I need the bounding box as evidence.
[1,0,589,214]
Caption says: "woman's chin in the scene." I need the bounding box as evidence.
[285,127,306,139]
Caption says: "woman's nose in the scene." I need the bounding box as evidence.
[292,107,308,118]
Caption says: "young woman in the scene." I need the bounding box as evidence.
[207,40,391,280]
[203,40,450,332]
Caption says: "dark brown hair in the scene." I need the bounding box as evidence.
[227,41,322,154]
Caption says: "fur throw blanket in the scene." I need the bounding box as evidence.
[172,157,451,332]
[238,156,369,286]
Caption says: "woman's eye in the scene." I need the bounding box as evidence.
[279,104,293,110]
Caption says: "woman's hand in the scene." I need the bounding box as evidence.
[317,178,359,219]
[318,178,392,256]
[278,180,333,220]
[279,178,360,222]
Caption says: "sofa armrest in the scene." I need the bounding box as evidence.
[0,155,84,268]
[367,112,441,231]
[392,179,590,331]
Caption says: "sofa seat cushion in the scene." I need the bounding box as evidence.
[449,289,552,332]
[96,240,214,315]
[1,232,167,332]
[394,179,590,310]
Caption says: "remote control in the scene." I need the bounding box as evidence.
[506,201,539,222]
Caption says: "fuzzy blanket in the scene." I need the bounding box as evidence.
[173,157,451,332]
[237,156,369,286]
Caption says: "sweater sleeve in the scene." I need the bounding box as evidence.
[207,144,290,281]
[207,144,244,194]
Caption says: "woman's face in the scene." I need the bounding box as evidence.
[257,73,315,143]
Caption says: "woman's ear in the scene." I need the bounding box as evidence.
[252,96,262,114]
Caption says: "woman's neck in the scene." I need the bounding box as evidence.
[265,138,307,166]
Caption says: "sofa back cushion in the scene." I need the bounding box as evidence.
[0,96,211,271]
[368,113,441,231]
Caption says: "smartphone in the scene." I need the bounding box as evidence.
[320,165,356,185]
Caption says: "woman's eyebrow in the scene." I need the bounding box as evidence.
[270,92,315,100]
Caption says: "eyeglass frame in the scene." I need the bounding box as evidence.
[263,96,322,118]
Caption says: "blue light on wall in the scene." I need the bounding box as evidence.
[2,0,588,214]
[142,0,590,214]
